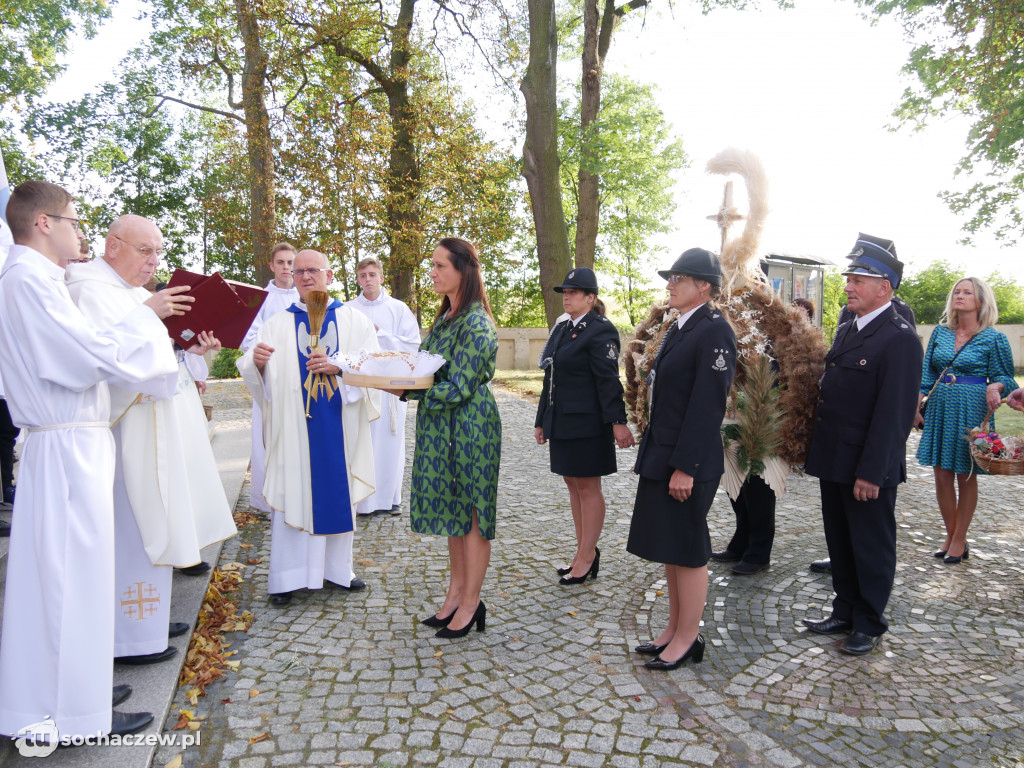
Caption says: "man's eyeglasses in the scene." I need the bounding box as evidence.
[293,268,329,278]
[45,214,83,233]
[113,235,165,259]
[666,274,689,284]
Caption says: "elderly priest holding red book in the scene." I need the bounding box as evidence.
[237,249,380,607]
[66,214,237,665]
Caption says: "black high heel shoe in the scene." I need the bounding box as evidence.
[644,633,705,670]
[634,641,668,656]
[559,548,600,585]
[944,544,970,565]
[933,549,947,558]
[421,608,458,628]
[556,565,573,576]
[435,601,486,638]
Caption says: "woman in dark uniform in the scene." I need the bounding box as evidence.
[534,268,634,585]
[628,248,736,669]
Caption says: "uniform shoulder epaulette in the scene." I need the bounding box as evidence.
[595,314,609,323]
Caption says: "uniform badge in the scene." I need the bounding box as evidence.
[606,343,618,359]
[712,348,730,371]
[860,359,867,366]
[568,270,576,280]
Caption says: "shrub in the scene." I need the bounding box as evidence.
[210,348,244,379]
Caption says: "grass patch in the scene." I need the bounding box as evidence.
[993,404,1024,436]
[492,369,544,399]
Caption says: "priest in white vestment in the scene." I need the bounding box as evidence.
[237,249,379,606]
[65,215,237,663]
[351,257,420,517]
[0,181,190,741]
[240,242,298,514]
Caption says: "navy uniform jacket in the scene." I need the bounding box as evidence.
[634,304,737,483]
[804,306,922,487]
[535,311,627,439]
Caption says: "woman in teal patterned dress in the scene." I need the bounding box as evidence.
[915,277,1018,564]
[406,238,500,637]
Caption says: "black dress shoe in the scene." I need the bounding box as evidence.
[634,642,668,656]
[110,710,154,737]
[421,608,458,628]
[710,550,741,562]
[0,521,9,538]
[112,684,132,708]
[269,591,295,606]
[731,561,769,575]
[435,601,486,638]
[559,548,600,585]
[944,544,970,565]
[339,577,366,591]
[840,631,882,655]
[644,634,705,670]
[802,616,853,635]
[177,561,211,576]
[169,622,191,638]
[809,559,832,574]
[115,646,178,665]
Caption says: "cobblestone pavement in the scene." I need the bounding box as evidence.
[157,381,1024,768]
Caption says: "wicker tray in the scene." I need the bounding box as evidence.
[342,371,434,390]
[967,409,1024,476]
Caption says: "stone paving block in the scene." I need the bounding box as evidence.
[154,386,1024,768]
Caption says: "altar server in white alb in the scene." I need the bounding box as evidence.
[351,257,420,517]
[241,242,298,514]
[238,249,380,606]
[0,181,191,741]
[66,215,237,665]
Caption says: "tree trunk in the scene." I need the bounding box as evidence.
[522,0,572,326]
[384,0,421,306]
[235,0,275,286]
[575,0,621,271]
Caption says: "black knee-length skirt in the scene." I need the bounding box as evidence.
[549,431,617,477]
[626,476,717,567]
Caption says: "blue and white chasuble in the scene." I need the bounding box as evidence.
[289,301,353,534]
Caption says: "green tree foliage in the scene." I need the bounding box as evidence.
[558,74,686,327]
[210,348,244,378]
[893,259,1024,324]
[858,1,1024,245]
[821,267,846,345]
[0,0,110,108]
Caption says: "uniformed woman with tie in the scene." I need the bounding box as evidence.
[534,268,634,585]
[627,249,736,669]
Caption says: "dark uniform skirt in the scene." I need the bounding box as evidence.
[549,430,617,477]
[626,476,716,567]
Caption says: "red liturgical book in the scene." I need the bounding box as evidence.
[164,270,265,350]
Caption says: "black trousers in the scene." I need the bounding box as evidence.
[725,474,776,564]
[0,399,17,489]
[819,480,897,636]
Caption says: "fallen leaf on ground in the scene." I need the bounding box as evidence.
[249,732,269,744]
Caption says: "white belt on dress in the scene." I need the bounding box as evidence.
[25,421,110,433]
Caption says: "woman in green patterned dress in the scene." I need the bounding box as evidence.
[914,277,1018,564]
[406,238,501,637]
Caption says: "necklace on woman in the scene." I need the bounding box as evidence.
[954,326,976,350]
